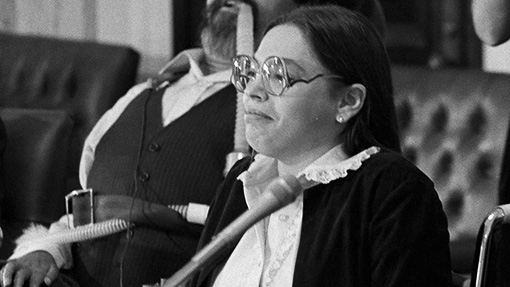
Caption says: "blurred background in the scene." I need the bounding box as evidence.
[1,0,509,81]
[1,2,510,285]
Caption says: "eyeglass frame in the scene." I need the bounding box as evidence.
[230,54,345,97]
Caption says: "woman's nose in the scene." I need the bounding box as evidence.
[243,75,269,102]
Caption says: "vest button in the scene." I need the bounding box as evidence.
[148,143,160,152]
[138,172,150,182]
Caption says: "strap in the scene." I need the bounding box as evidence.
[72,194,202,235]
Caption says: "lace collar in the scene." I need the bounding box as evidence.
[238,145,380,189]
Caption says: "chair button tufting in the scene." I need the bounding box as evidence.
[148,143,160,152]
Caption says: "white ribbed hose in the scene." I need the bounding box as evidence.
[28,219,129,245]
[224,2,253,176]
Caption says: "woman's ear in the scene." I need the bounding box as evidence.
[336,83,366,123]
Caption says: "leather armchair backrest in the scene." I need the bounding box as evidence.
[392,65,510,272]
[0,34,139,259]
[0,108,73,259]
[0,32,140,194]
[0,108,73,223]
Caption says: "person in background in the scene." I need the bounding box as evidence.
[191,5,452,287]
[0,1,386,287]
[472,0,510,46]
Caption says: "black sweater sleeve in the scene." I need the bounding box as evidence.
[367,154,452,287]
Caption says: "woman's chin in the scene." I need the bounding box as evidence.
[247,135,281,159]
[245,118,266,133]
[246,133,265,152]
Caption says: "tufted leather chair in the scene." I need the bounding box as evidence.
[391,65,510,278]
[0,33,140,259]
[468,125,510,287]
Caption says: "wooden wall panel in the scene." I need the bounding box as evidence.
[0,0,16,31]
[1,0,174,79]
[96,0,172,78]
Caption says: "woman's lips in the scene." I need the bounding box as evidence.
[244,109,273,122]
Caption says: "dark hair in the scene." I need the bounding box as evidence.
[266,5,401,156]
[294,0,373,17]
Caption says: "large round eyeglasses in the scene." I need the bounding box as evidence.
[231,55,345,97]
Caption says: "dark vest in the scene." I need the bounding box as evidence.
[71,85,236,287]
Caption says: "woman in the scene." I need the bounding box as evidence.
[193,5,452,287]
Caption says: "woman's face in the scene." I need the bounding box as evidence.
[243,24,345,165]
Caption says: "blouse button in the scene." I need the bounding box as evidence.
[138,171,150,182]
[148,143,160,152]
[278,214,289,222]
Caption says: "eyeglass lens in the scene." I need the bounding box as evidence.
[232,56,289,96]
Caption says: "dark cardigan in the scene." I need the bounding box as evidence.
[193,149,452,287]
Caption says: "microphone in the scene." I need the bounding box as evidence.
[163,174,304,287]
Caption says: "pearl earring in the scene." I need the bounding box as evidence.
[336,115,344,123]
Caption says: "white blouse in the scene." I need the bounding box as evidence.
[213,145,380,287]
